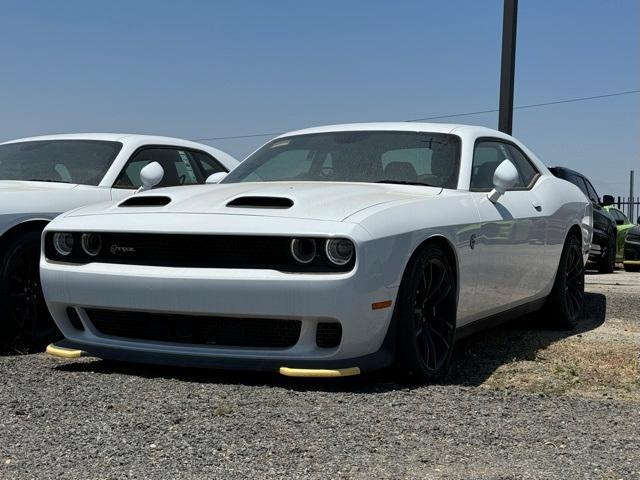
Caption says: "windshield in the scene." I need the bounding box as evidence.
[0,140,123,185]
[222,131,461,188]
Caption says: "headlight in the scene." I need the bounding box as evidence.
[325,238,354,266]
[52,232,74,256]
[81,233,102,256]
[290,238,317,264]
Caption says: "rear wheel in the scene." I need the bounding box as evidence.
[597,234,616,273]
[624,263,640,272]
[546,233,584,329]
[0,230,61,352]
[396,244,457,383]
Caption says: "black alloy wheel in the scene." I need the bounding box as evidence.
[0,231,61,352]
[396,244,457,382]
[546,233,584,329]
[598,234,616,273]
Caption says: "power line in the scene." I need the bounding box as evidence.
[408,89,640,121]
[192,89,640,142]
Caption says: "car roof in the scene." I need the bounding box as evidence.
[278,122,513,139]
[0,133,203,147]
[548,166,585,178]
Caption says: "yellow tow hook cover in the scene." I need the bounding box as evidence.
[279,367,360,378]
[46,343,84,359]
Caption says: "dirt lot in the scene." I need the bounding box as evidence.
[1,271,638,479]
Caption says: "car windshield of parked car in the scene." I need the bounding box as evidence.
[222,131,461,188]
[0,140,123,185]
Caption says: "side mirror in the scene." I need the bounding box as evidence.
[137,162,164,193]
[602,194,614,206]
[488,159,519,203]
[616,219,624,226]
[206,172,227,184]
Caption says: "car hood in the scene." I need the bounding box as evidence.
[0,181,109,217]
[67,182,442,222]
[0,180,79,192]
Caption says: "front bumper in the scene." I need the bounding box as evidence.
[623,238,640,264]
[41,259,398,373]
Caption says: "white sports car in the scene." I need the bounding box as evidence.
[41,123,592,381]
[0,134,238,350]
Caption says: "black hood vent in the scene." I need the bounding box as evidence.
[226,196,293,209]
[119,196,171,207]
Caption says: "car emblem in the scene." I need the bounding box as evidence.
[110,245,136,255]
[469,234,477,250]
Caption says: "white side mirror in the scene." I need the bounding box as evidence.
[488,159,519,203]
[137,162,164,193]
[206,172,227,184]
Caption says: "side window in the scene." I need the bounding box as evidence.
[568,174,588,197]
[583,178,600,204]
[114,148,202,189]
[470,141,507,190]
[191,150,226,177]
[471,140,539,191]
[505,145,539,188]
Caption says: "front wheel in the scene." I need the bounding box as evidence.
[0,230,61,352]
[545,234,585,329]
[395,244,457,383]
[597,234,616,273]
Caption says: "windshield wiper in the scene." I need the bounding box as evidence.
[26,179,72,184]
[376,179,436,187]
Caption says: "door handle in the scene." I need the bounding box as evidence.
[532,200,542,211]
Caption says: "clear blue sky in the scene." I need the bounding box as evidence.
[1,0,638,197]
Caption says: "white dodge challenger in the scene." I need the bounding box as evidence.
[41,123,592,381]
[0,134,238,350]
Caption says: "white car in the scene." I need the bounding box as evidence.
[41,123,592,381]
[0,134,238,350]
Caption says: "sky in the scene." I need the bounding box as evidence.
[0,0,638,197]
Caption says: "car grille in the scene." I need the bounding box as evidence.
[45,232,354,273]
[85,309,301,349]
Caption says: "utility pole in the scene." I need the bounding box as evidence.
[630,170,635,221]
[498,0,518,134]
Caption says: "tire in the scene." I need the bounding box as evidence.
[546,233,585,329]
[624,264,640,272]
[0,230,62,352]
[597,233,616,273]
[395,244,457,383]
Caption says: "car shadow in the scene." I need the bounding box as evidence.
[52,292,606,393]
[444,292,606,387]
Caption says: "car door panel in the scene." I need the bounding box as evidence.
[472,190,547,316]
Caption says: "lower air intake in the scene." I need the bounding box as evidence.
[85,309,301,349]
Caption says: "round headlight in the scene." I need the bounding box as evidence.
[290,238,317,264]
[53,232,74,256]
[325,239,354,266]
[81,233,102,256]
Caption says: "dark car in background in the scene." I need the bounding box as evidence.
[549,166,617,273]
[623,226,640,272]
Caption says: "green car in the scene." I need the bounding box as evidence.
[603,206,636,263]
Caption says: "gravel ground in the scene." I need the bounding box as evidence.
[1,272,639,479]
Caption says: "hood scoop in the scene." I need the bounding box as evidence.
[226,196,294,209]
[119,196,172,207]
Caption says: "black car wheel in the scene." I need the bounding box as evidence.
[545,233,584,329]
[0,230,61,352]
[597,233,616,273]
[396,244,457,382]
